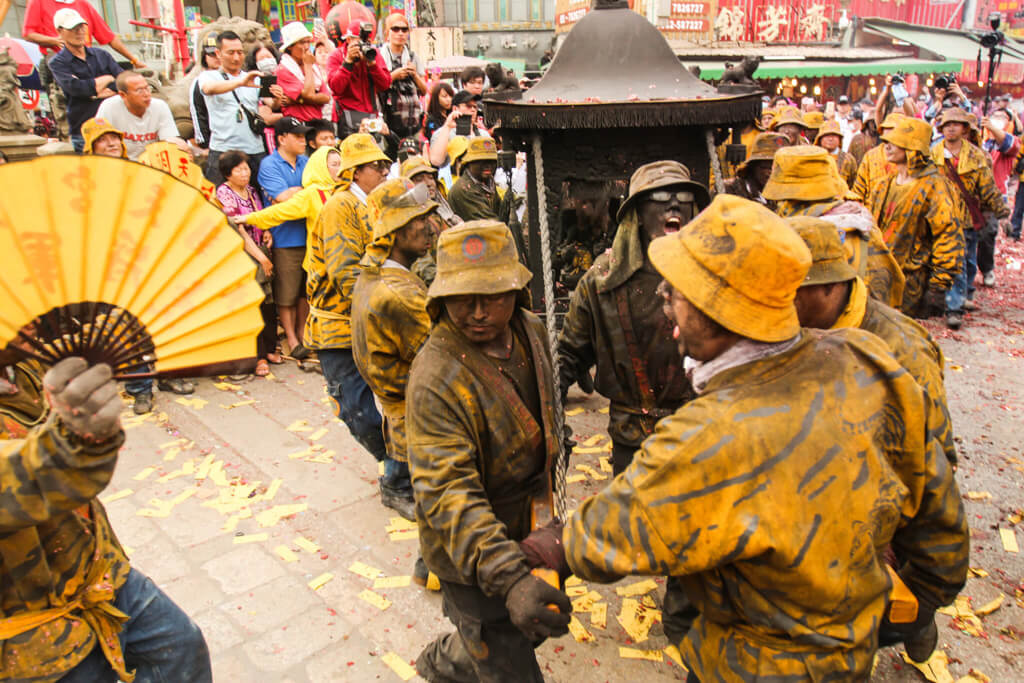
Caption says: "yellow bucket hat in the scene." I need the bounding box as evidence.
[802,111,825,131]
[426,220,532,303]
[761,146,848,202]
[937,107,971,129]
[879,111,905,131]
[400,154,437,180]
[447,136,469,166]
[617,160,710,223]
[339,133,390,172]
[648,194,811,343]
[737,133,789,174]
[81,117,125,157]
[461,137,498,165]
[813,119,843,145]
[786,216,857,286]
[368,178,439,240]
[770,106,809,131]
[881,118,932,156]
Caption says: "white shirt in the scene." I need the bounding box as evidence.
[197,69,264,154]
[95,96,180,160]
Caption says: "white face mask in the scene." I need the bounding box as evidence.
[257,57,277,74]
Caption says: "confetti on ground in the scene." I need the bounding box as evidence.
[349,561,383,580]
[381,652,417,680]
[974,594,1004,616]
[214,381,242,391]
[193,453,216,480]
[233,533,268,544]
[261,479,282,502]
[616,578,659,597]
[565,407,585,416]
[966,491,992,501]
[565,575,583,587]
[619,647,663,662]
[576,464,607,481]
[900,650,954,683]
[617,598,660,643]
[374,575,413,589]
[598,406,609,414]
[572,446,605,454]
[100,489,133,504]
[358,589,392,610]
[175,397,208,409]
[275,545,299,563]
[162,447,181,461]
[1000,527,1019,553]
[221,399,258,409]
[308,572,334,591]
[566,584,590,598]
[378,461,386,476]
[664,645,685,669]
[288,447,317,459]
[133,467,156,481]
[565,474,587,485]
[294,536,319,553]
[137,488,197,518]
[389,529,419,542]
[568,615,595,643]
[255,503,308,527]
[386,517,418,533]
[571,590,603,613]
[955,671,991,682]
[309,427,328,441]
[159,438,190,450]
[1009,509,1023,526]
[306,451,336,464]
[938,596,986,636]
[582,434,606,447]
[590,601,607,629]
[286,419,313,432]
[968,567,989,578]
[599,456,613,473]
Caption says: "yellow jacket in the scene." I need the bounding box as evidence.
[930,140,1009,224]
[564,329,967,682]
[305,186,372,350]
[850,144,894,201]
[241,146,340,269]
[350,259,431,463]
[0,361,132,682]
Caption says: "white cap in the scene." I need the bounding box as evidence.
[53,8,88,31]
[279,22,313,51]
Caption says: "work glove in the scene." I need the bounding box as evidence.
[923,287,947,318]
[878,607,937,661]
[504,573,571,641]
[43,357,122,443]
[519,524,570,579]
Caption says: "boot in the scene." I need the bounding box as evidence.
[381,483,416,522]
[944,310,963,330]
[157,378,195,394]
[132,392,153,415]
[904,617,938,663]
[413,557,440,591]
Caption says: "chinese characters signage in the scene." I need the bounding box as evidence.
[713,0,837,42]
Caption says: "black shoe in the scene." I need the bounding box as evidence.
[381,484,416,521]
[945,310,963,330]
[904,618,938,663]
[290,343,311,360]
[132,392,153,415]
[157,378,195,395]
[413,557,440,591]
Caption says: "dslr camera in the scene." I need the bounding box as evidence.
[357,22,377,61]
[890,71,905,86]
[934,73,957,90]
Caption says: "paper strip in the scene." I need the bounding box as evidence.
[381,652,417,681]
[373,575,413,589]
[133,467,156,481]
[1001,528,1019,553]
[294,536,320,553]
[275,545,299,563]
[568,615,595,643]
[389,529,419,542]
[349,561,383,580]
[664,645,685,668]
[309,427,328,441]
[358,589,391,610]
[619,647,663,662]
[590,601,608,629]
[582,433,606,447]
[565,474,587,484]
[100,489,133,504]
[308,572,334,590]
[233,533,268,544]
[616,578,659,597]
[565,407,585,416]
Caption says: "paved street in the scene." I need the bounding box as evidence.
[102,238,1024,682]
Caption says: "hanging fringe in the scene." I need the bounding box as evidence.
[486,95,762,130]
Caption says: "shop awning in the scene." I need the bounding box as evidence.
[687,57,963,81]
[862,18,1024,65]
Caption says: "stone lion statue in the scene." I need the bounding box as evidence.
[718,56,761,87]
[0,52,33,135]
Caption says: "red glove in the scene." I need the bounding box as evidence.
[519,524,570,579]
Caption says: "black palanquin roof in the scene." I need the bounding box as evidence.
[486,0,759,129]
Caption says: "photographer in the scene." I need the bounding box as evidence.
[874,73,917,130]
[427,90,489,170]
[379,13,427,139]
[327,19,392,138]
[924,76,970,122]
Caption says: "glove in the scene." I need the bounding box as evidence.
[576,367,594,394]
[504,573,571,641]
[923,287,947,318]
[878,605,936,650]
[519,524,570,579]
[43,358,122,443]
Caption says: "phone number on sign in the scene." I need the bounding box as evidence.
[662,18,708,31]
[670,2,708,15]
[556,8,588,25]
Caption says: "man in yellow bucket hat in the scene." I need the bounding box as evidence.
[770,105,811,145]
[722,132,789,206]
[764,145,906,308]
[305,133,409,514]
[351,178,440,586]
[526,194,967,682]
[400,155,461,286]
[813,119,857,187]
[864,117,963,319]
[448,137,501,222]
[406,220,571,682]
[850,111,904,201]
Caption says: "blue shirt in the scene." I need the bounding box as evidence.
[258,151,308,248]
[48,46,122,136]
[197,69,265,154]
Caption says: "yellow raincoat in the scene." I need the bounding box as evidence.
[239,146,341,270]
[350,237,431,463]
[833,148,858,187]
[930,140,1009,226]
[865,152,963,314]
[564,329,967,682]
[0,361,132,683]
[850,144,894,201]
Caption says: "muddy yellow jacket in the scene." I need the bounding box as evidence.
[407,311,559,598]
[448,173,500,222]
[851,143,895,201]
[930,140,1009,224]
[351,262,430,463]
[305,187,372,350]
[0,362,131,682]
[564,329,967,682]
[834,278,956,465]
[865,160,963,311]
[557,211,694,447]
[834,148,858,188]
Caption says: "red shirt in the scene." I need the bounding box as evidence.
[23,0,115,54]
[276,62,330,122]
[989,134,1020,194]
[326,46,392,114]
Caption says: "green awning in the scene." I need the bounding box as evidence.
[688,58,963,81]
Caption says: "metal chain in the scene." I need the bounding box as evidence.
[706,129,726,195]
[531,133,568,522]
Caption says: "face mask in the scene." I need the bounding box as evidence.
[257,58,277,74]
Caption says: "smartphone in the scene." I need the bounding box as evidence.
[891,82,909,107]
[455,115,472,137]
[258,74,277,98]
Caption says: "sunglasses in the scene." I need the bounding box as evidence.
[391,26,409,32]
[646,190,695,203]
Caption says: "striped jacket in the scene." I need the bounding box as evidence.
[850,143,894,201]
[564,329,967,681]
[0,362,130,682]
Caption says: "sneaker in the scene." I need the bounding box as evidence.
[413,557,440,591]
[132,392,153,415]
[963,296,978,311]
[904,618,938,664]
[157,378,195,395]
[380,484,416,521]
[982,271,996,287]
[945,310,963,330]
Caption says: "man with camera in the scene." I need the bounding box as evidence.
[428,90,489,171]
[327,20,392,138]
[380,13,427,139]
[924,76,969,123]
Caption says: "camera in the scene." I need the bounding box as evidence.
[358,22,377,61]
[364,116,383,134]
[934,73,956,90]
[891,72,905,86]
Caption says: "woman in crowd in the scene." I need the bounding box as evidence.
[276,22,332,123]
[246,41,287,153]
[216,149,282,376]
[421,81,454,141]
